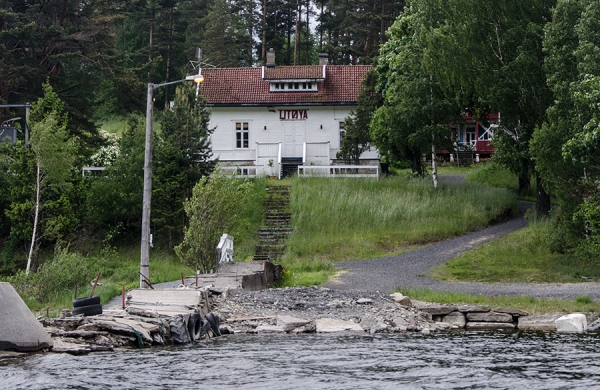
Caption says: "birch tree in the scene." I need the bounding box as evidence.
[25,82,77,275]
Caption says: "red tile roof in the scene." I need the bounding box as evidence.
[199,65,372,106]
[263,66,324,80]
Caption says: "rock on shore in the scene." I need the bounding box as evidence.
[214,286,450,334]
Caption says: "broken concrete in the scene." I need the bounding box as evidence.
[182,261,282,291]
[442,312,466,328]
[518,313,562,331]
[316,318,363,333]
[0,282,53,352]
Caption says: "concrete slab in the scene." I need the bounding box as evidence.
[182,261,280,291]
[0,282,53,352]
[126,289,202,307]
[316,318,363,333]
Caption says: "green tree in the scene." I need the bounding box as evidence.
[430,0,554,209]
[153,83,215,248]
[175,171,253,273]
[85,119,145,242]
[530,0,600,262]
[370,2,457,179]
[337,69,382,164]
[23,82,77,274]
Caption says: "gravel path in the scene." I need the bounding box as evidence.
[323,175,600,300]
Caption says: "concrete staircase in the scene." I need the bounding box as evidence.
[253,185,292,262]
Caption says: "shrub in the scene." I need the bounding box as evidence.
[32,247,104,302]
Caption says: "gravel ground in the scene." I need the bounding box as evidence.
[323,175,600,300]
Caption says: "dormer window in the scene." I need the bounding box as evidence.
[270,81,317,92]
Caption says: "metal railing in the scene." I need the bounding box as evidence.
[298,165,379,178]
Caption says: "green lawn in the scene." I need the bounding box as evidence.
[429,221,600,283]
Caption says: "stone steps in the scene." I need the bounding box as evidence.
[255,185,293,261]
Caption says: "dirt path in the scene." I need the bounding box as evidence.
[323,175,600,300]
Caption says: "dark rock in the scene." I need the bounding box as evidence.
[466,312,514,323]
[457,305,492,313]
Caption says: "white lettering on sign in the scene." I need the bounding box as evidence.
[279,110,308,120]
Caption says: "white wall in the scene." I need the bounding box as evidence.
[209,105,378,163]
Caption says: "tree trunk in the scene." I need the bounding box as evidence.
[305,0,309,65]
[26,162,41,275]
[262,0,266,65]
[431,134,438,189]
[164,6,174,106]
[518,171,530,195]
[535,173,551,217]
[294,0,300,65]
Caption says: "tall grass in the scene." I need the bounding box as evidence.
[228,177,267,261]
[285,176,517,263]
[5,246,191,318]
[466,162,536,199]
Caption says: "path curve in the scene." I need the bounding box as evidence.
[323,175,600,300]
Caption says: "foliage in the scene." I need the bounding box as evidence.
[84,119,145,242]
[32,247,105,303]
[371,2,458,175]
[531,0,600,258]
[337,69,382,164]
[176,171,253,273]
[5,82,79,274]
[429,0,553,207]
[154,83,216,247]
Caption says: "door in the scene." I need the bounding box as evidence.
[282,121,305,157]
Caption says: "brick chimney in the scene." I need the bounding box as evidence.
[266,48,276,68]
[318,53,329,66]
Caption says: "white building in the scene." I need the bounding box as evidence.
[199,52,379,178]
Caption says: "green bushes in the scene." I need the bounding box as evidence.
[8,247,105,303]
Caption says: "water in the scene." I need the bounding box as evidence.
[2,332,599,389]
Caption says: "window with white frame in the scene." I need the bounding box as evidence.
[339,121,346,148]
[269,81,317,92]
[235,122,249,148]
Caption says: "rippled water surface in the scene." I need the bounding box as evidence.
[2,332,599,389]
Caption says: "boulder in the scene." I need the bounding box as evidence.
[588,318,600,333]
[555,313,587,334]
[316,318,363,333]
[442,312,466,328]
[360,317,390,334]
[392,316,410,328]
[0,282,53,352]
[356,298,373,305]
[277,315,310,332]
[389,293,412,307]
[466,312,513,323]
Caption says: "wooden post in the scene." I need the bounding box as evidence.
[90,273,101,297]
